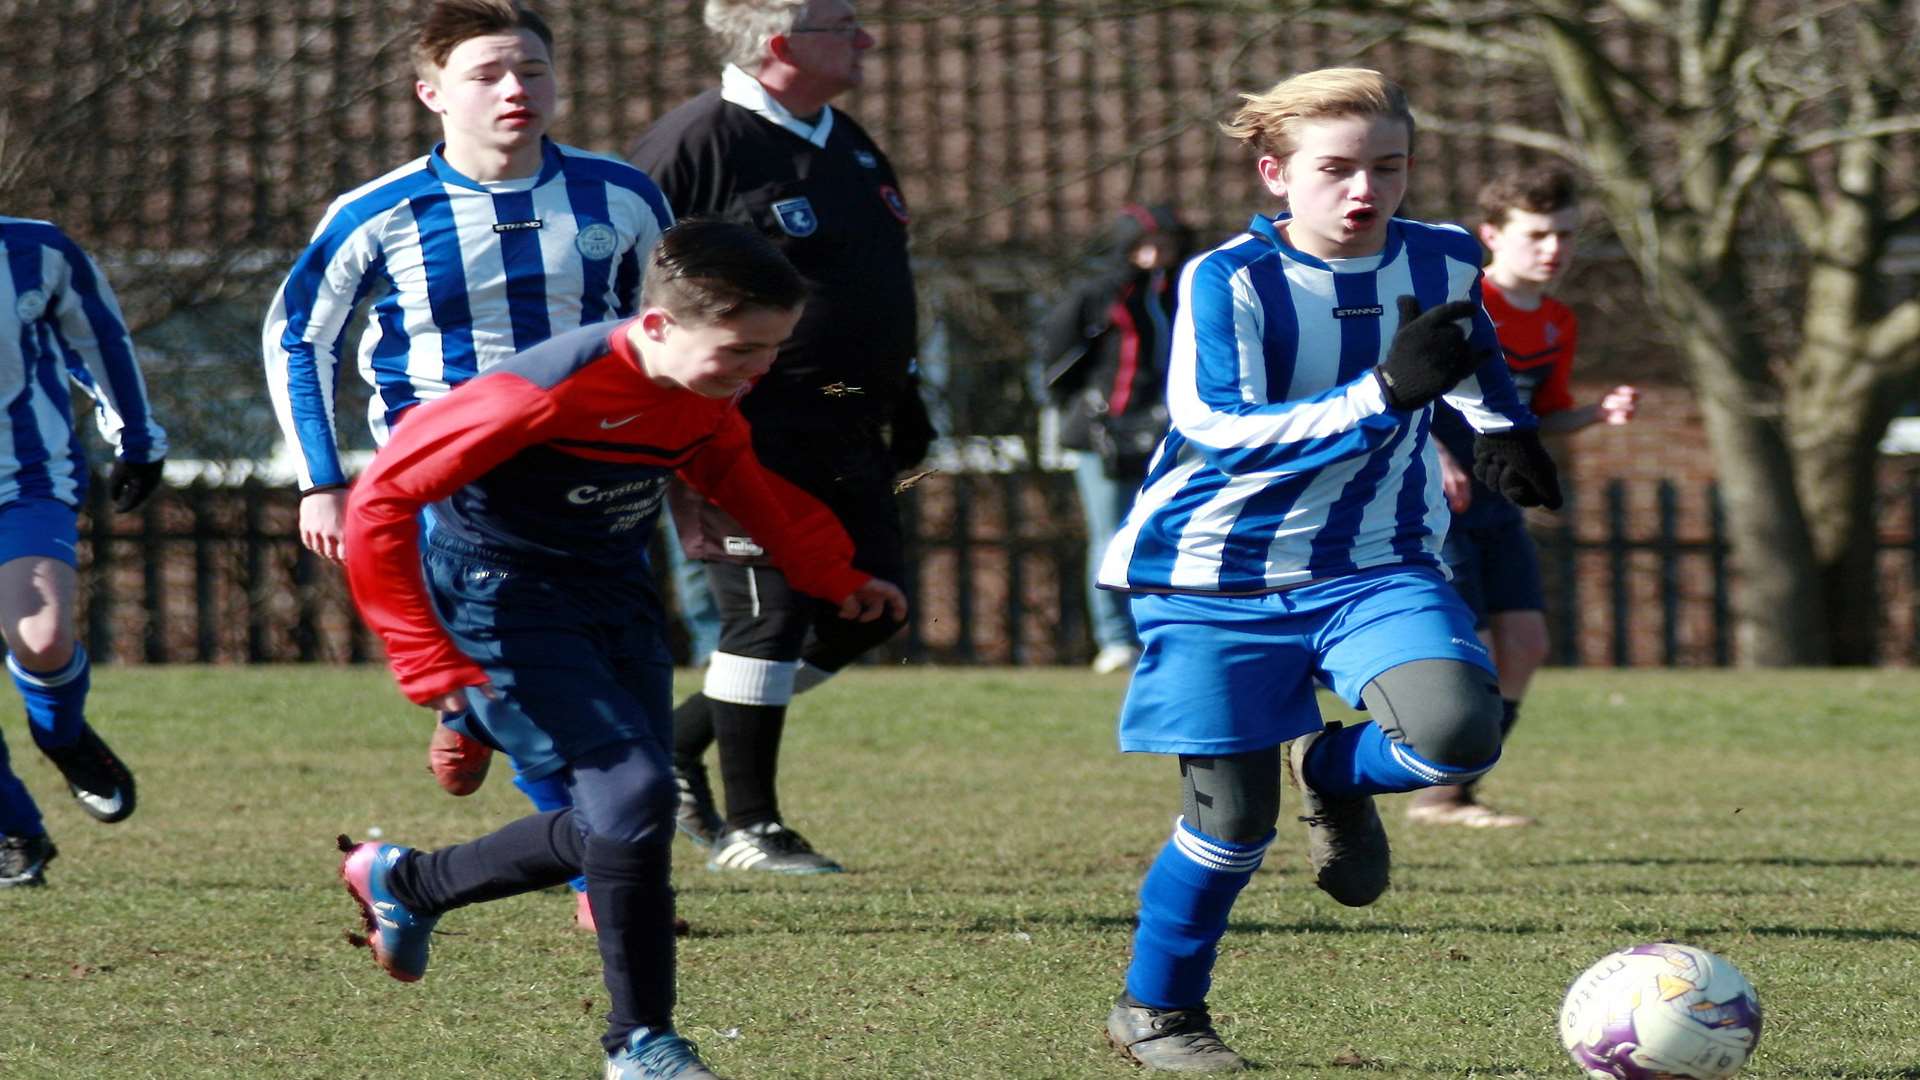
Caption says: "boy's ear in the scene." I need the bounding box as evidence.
[1256,155,1288,199]
[639,307,675,341]
[1477,220,1502,248]
[415,78,443,114]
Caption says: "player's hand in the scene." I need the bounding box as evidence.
[1374,296,1485,411]
[1437,446,1473,513]
[838,578,908,623]
[1472,430,1564,510]
[424,682,496,714]
[108,458,165,513]
[299,489,349,565]
[1598,385,1639,426]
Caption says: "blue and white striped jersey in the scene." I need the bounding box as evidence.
[262,139,673,491]
[0,217,168,508]
[1097,214,1535,595]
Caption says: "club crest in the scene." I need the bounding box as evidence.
[574,222,619,260]
[771,197,819,237]
[13,288,47,322]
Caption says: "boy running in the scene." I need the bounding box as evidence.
[335,219,905,1080]
[1096,69,1562,1071]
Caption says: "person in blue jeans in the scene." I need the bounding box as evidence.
[1039,204,1193,673]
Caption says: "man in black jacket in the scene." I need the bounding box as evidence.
[629,0,931,874]
[1040,205,1191,674]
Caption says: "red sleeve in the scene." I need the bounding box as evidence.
[343,375,558,705]
[1529,305,1579,417]
[676,413,871,603]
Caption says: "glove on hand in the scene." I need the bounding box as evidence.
[109,459,165,513]
[1472,431,1563,510]
[888,385,937,472]
[1374,295,1482,411]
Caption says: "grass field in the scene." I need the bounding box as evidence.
[1,666,1916,1079]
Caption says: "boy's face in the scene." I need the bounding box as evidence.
[637,305,802,399]
[1258,113,1411,260]
[1479,206,1580,288]
[415,29,556,160]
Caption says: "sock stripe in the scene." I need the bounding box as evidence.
[7,647,87,688]
[1170,816,1270,874]
[702,652,796,706]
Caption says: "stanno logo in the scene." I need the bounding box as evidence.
[492,219,543,233]
[1332,305,1384,319]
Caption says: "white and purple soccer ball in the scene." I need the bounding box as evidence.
[1559,942,1763,1079]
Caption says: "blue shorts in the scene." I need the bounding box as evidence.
[1441,512,1544,627]
[0,497,80,567]
[423,543,674,781]
[1117,567,1494,756]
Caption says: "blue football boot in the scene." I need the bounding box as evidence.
[604,1028,723,1079]
[337,836,439,982]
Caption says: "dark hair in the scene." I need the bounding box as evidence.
[1478,166,1579,228]
[642,218,807,323]
[412,0,554,81]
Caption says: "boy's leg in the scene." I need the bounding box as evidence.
[1,510,134,823]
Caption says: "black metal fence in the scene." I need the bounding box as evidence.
[68,473,1920,669]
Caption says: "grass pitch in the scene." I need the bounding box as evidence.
[0,666,1916,1078]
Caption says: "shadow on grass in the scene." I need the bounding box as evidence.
[1517,855,1920,870]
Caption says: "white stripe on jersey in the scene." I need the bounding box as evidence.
[1098,214,1534,595]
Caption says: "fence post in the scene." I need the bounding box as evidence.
[1657,480,1679,666]
[1002,472,1025,666]
[1710,482,1730,666]
[142,495,165,663]
[243,479,268,664]
[1548,482,1579,666]
[898,484,925,662]
[85,480,113,662]
[1608,480,1629,667]
[293,546,319,662]
[190,481,216,662]
[953,473,977,663]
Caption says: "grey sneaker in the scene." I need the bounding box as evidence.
[707,820,843,874]
[1106,999,1249,1072]
[672,764,725,848]
[0,833,57,888]
[1285,722,1390,907]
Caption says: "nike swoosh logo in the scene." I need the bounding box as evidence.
[599,415,642,429]
[77,790,123,815]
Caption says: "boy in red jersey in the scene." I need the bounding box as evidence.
[334,219,905,1080]
[1417,167,1637,828]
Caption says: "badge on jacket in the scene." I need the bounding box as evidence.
[771,197,818,237]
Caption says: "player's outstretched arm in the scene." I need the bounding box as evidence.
[838,578,909,623]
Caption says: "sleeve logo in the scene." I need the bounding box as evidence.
[771,197,819,237]
[878,185,910,224]
[575,222,620,260]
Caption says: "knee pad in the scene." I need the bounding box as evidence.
[1179,750,1283,844]
[1363,660,1504,769]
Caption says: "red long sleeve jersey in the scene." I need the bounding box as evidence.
[344,319,870,704]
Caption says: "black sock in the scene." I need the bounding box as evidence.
[390,808,583,914]
[1499,698,1521,743]
[671,693,716,769]
[711,700,787,830]
[585,835,676,1051]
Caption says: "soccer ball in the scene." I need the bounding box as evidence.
[1559,942,1763,1079]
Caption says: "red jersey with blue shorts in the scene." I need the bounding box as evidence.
[345,319,869,707]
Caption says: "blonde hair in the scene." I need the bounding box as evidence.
[704,0,810,70]
[1220,68,1414,162]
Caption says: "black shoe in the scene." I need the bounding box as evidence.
[1285,722,1389,907]
[1106,998,1249,1072]
[0,833,58,887]
[707,820,843,874]
[673,764,725,848]
[40,726,136,823]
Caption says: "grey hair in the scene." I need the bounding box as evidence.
[703,0,810,70]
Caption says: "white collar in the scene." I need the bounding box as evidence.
[721,65,834,148]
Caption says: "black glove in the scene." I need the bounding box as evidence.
[888,384,937,472]
[1374,295,1483,411]
[1472,431,1563,510]
[108,459,165,513]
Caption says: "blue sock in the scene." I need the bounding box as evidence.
[513,769,586,893]
[1302,721,1499,798]
[0,731,45,837]
[1125,817,1272,1010]
[10,647,90,750]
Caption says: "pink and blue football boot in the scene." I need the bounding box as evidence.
[337,836,439,982]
